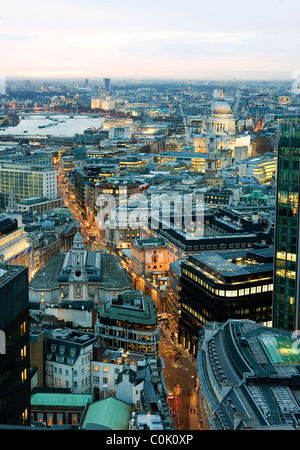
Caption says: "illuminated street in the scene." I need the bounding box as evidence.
[159,325,198,430]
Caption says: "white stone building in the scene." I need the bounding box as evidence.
[45,328,97,394]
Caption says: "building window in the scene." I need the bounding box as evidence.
[47,414,53,427]
[57,414,63,426]
[21,369,27,382]
[72,414,78,425]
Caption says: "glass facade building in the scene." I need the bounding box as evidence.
[0,163,57,209]
[0,264,30,426]
[273,119,300,332]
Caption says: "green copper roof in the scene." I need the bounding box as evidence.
[43,208,73,217]
[31,393,92,407]
[81,397,132,430]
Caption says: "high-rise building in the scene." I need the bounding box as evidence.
[0,163,57,209]
[103,78,111,92]
[180,248,274,356]
[273,119,300,332]
[0,264,30,426]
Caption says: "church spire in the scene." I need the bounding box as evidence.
[219,84,224,101]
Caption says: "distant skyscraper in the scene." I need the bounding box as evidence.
[0,264,30,426]
[104,78,111,92]
[273,119,300,332]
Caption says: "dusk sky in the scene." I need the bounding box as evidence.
[1,0,299,80]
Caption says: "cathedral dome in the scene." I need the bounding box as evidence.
[211,100,232,116]
[211,86,232,117]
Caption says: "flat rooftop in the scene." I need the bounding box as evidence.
[188,248,274,282]
[0,264,27,287]
[99,292,157,325]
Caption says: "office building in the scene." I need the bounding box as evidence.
[273,119,300,332]
[0,163,57,209]
[144,207,273,261]
[103,78,111,92]
[180,247,274,355]
[0,264,30,426]
[94,290,160,356]
[236,154,276,184]
[16,196,65,214]
[74,165,120,215]
[131,237,169,277]
[197,319,300,430]
[0,214,30,267]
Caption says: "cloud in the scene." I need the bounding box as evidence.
[1,0,299,79]
[68,31,255,50]
[11,70,92,78]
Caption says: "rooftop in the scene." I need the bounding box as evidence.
[81,397,133,430]
[134,237,166,248]
[187,247,274,283]
[31,392,92,407]
[198,319,300,430]
[0,264,27,288]
[99,292,157,325]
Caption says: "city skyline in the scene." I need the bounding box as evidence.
[1,0,299,80]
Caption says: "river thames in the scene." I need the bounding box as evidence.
[0,114,104,137]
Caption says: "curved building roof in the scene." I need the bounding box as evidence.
[198,319,300,430]
[211,86,232,117]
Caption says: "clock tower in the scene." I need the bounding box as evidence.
[68,232,88,301]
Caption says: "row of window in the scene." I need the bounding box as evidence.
[186,242,252,251]
[93,365,120,373]
[34,412,78,427]
[52,377,89,388]
[182,268,273,296]
[181,302,207,325]
[276,268,296,279]
[182,301,270,322]
[51,366,89,376]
